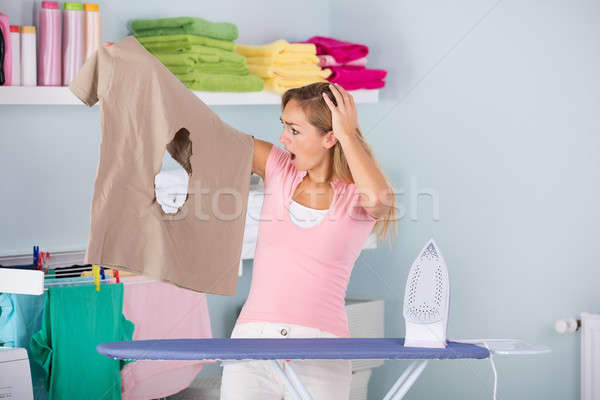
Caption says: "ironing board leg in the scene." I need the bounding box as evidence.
[382,360,429,400]
[270,360,305,400]
[283,361,314,400]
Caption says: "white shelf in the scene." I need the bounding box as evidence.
[0,86,379,106]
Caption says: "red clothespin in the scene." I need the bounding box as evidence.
[114,270,120,283]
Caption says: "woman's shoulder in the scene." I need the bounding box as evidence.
[264,144,294,185]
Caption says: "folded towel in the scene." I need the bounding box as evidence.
[137,34,236,52]
[264,76,328,94]
[246,54,319,66]
[332,80,385,90]
[248,64,331,79]
[294,36,368,64]
[150,46,246,64]
[327,65,387,82]
[235,40,316,58]
[152,52,248,74]
[159,60,249,76]
[318,55,367,68]
[176,71,264,92]
[131,17,238,41]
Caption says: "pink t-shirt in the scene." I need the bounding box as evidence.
[236,144,379,338]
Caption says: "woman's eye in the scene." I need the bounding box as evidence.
[291,128,299,135]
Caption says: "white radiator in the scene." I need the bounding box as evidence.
[582,312,600,400]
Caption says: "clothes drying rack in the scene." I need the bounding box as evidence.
[97,337,550,400]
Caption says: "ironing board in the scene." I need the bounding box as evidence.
[97,338,490,400]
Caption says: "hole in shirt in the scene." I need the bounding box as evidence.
[153,128,192,214]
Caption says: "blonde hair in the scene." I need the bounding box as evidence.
[281,82,397,245]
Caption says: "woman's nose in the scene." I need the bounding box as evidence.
[279,131,289,145]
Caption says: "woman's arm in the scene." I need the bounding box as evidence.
[322,83,394,220]
[252,137,273,180]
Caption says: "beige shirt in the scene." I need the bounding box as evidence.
[69,36,254,295]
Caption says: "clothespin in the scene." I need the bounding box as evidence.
[114,270,120,283]
[100,266,105,280]
[33,246,39,269]
[92,265,100,291]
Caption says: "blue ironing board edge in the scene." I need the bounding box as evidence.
[96,338,490,361]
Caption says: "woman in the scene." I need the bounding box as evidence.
[220,81,397,399]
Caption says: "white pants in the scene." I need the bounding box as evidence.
[220,321,352,400]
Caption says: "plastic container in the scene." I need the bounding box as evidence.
[83,3,101,60]
[39,0,62,86]
[0,13,12,86]
[20,26,37,86]
[9,25,20,86]
[62,2,84,86]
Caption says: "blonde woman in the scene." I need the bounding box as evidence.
[220,82,397,399]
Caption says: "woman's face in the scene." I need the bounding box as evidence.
[279,99,332,171]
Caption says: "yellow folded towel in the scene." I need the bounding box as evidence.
[248,64,331,79]
[264,76,328,94]
[234,39,316,58]
[245,54,319,66]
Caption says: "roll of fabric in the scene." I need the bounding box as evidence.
[130,17,238,41]
[327,65,386,82]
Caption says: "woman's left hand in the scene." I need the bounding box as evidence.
[322,83,360,141]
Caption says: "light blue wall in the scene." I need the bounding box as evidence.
[331,0,600,399]
[1,1,598,399]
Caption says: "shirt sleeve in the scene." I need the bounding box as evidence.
[350,186,385,223]
[69,46,113,107]
[264,144,292,188]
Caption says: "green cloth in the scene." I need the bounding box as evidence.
[150,46,246,65]
[30,284,134,400]
[176,71,264,92]
[131,17,238,41]
[154,54,249,75]
[136,34,236,52]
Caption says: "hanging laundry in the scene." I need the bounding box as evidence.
[68,36,254,295]
[29,284,134,400]
[130,17,263,92]
[0,292,48,400]
[120,276,215,400]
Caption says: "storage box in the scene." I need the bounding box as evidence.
[345,298,385,371]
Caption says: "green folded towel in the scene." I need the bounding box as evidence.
[175,71,264,92]
[136,34,236,52]
[154,55,249,75]
[146,45,246,65]
[130,17,238,41]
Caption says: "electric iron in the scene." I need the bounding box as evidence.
[403,238,450,348]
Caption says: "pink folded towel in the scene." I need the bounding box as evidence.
[332,80,386,90]
[318,55,367,68]
[327,65,387,82]
[293,36,369,63]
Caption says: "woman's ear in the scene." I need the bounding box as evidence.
[322,130,338,149]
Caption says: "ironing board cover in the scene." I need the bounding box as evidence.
[97,338,489,361]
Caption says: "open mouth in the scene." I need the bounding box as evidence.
[291,152,296,160]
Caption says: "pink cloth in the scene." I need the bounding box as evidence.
[121,277,215,400]
[236,145,379,338]
[317,55,368,68]
[326,65,387,90]
[294,36,368,64]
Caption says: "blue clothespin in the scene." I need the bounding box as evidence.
[33,245,39,267]
[100,267,105,280]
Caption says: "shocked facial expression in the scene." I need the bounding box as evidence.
[279,99,332,170]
